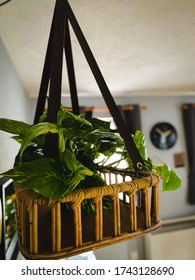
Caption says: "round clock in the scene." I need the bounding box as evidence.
[150,122,177,150]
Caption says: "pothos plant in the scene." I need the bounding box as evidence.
[0,106,181,212]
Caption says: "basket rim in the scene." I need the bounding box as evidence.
[14,173,160,210]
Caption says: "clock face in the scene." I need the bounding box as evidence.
[150,122,177,150]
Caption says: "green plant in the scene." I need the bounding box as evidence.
[0,106,181,203]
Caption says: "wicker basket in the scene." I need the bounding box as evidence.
[15,171,160,260]
[13,1,160,260]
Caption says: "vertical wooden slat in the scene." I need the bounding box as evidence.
[129,193,137,232]
[151,185,160,224]
[99,199,103,240]
[73,208,79,246]
[56,202,61,252]
[95,199,103,241]
[112,197,117,236]
[155,185,160,223]
[95,201,100,241]
[73,205,82,247]
[29,208,33,253]
[21,200,27,247]
[32,201,38,253]
[78,205,82,246]
[51,206,56,252]
[113,196,121,236]
[143,188,151,228]
[116,196,121,235]
[15,197,23,246]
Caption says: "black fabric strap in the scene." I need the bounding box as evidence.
[64,0,145,171]
[34,4,80,120]
[33,1,58,125]
[64,20,80,115]
[44,0,67,157]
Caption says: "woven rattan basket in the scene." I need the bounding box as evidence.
[15,171,160,260]
[12,0,161,260]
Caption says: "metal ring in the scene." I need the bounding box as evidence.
[137,162,153,187]
[137,162,143,169]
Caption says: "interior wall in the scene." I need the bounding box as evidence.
[0,38,32,173]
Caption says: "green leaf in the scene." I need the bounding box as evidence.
[77,173,106,189]
[89,118,111,131]
[65,173,88,194]
[60,110,92,137]
[62,149,81,172]
[1,158,68,199]
[57,105,68,125]
[98,139,120,157]
[62,149,78,172]
[76,153,99,171]
[11,135,25,144]
[154,163,181,191]
[133,130,148,160]
[62,149,93,176]
[19,122,59,158]
[39,112,47,123]
[58,129,66,156]
[14,143,43,166]
[88,129,124,147]
[60,149,94,194]
[0,118,31,135]
[0,118,31,144]
[78,173,112,214]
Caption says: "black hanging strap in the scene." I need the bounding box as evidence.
[33,1,58,125]
[44,0,67,157]
[64,20,80,115]
[34,1,80,121]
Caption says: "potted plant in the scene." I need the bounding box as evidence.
[0,106,181,259]
[0,105,181,202]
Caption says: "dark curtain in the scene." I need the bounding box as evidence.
[80,106,93,120]
[182,104,195,204]
[118,104,142,134]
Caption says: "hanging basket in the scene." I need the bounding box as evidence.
[15,171,160,260]
[12,0,161,259]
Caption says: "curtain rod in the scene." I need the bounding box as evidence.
[181,104,195,109]
[80,105,147,112]
[44,105,147,113]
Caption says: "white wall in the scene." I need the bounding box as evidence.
[0,38,32,173]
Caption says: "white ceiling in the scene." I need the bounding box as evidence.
[0,0,195,98]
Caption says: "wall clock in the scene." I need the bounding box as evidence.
[150,122,177,150]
